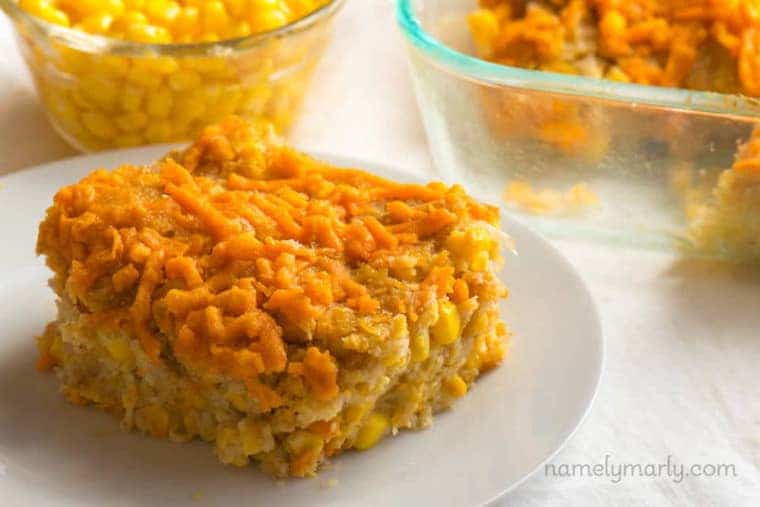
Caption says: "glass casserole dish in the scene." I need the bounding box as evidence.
[397,0,760,262]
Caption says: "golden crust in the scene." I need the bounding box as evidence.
[36,116,505,412]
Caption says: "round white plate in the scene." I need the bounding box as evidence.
[0,147,603,507]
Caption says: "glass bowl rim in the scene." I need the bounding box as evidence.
[0,0,345,56]
[396,0,760,119]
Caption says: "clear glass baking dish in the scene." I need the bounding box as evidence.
[397,0,760,257]
[0,0,344,152]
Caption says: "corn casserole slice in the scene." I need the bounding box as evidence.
[36,117,510,477]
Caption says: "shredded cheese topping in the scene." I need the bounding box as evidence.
[37,116,501,408]
[470,0,760,94]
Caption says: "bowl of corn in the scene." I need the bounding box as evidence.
[0,0,344,151]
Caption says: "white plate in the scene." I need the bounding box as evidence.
[0,147,603,507]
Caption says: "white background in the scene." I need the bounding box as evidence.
[1,0,758,505]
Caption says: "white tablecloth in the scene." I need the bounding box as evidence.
[1,1,758,505]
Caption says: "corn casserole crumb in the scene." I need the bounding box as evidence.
[35,116,511,477]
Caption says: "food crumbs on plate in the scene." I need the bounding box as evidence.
[191,490,205,502]
[35,116,512,478]
[320,478,339,489]
[503,180,599,216]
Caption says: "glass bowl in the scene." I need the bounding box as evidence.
[0,0,344,151]
[397,0,760,257]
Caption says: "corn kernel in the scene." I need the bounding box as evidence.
[97,55,131,78]
[168,69,202,91]
[80,75,119,110]
[445,375,468,398]
[112,10,149,31]
[82,111,118,139]
[121,85,145,112]
[77,13,114,34]
[431,299,461,345]
[410,332,430,362]
[250,0,279,10]
[173,6,200,38]
[145,87,173,118]
[354,413,389,451]
[216,426,238,448]
[601,10,627,36]
[115,133,144,147]
[470,250,490,271]
[126,23,172,43]
[145,0,180,25]
[286,430,321,455]
[115,111,149,131]
[250,9,288,32]
[126,65,163,88]
[104,336,134,364]
[238,418,275,455]
[344,404,369,426]
[173,91,207,123]
[225,389,248,411]
[138,404,170,437]
[57,47,90,74]
[201,1,229,34]
[49,94,79,123]
[21,0,70,26]
[138,56,180,74]
[446,227,496,269]
[240,85,272,114]
[468,9,499,56]
[228,20,252,38]
[145,120,172,142]
[288,0,317,17]
[224,0,246,19]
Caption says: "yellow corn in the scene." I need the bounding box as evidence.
[20,0,71,26]
[238,418,275,455]
[201,1,229,35]
[168,69,202,92]
[446,227,497,270]
[145,87,173,118]
[121,86,145,112]
[410,332,430,362]
[445,375,468,398]
[115,133,144,147]
[173,6,200,38]
[138,404,170,437]
[126,64,163,89]
[97,55,131,78]
[249,8,288,32]
[354,413,390,451]
[225,389,248,411]
[76,13,114,34]
[431,299,461,345]
[468,9,498,56]
[344,404,369,426]
[82,111,118,139]
[103,335,134,364]
[145,120,173,142]
[19,0,329,150]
